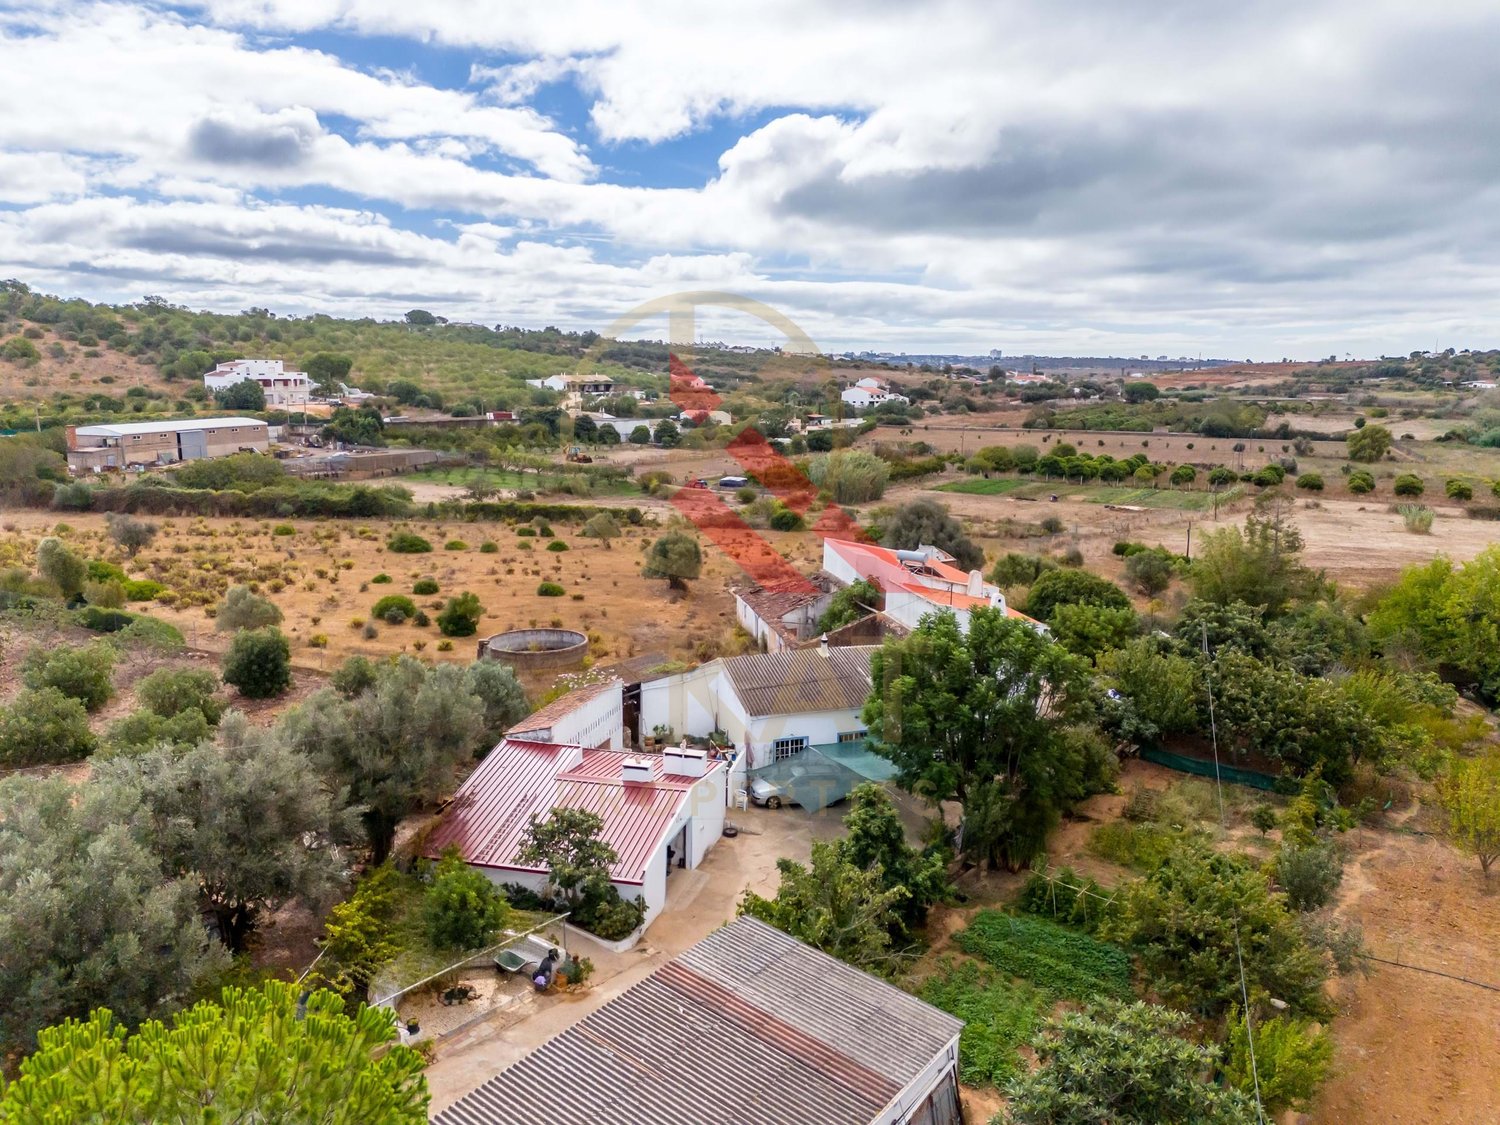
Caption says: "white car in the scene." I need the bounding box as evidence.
[749,777,787,809]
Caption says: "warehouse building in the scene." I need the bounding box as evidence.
[65,417,269,471]
[432,915,963,1125]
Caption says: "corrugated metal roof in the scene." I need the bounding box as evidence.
[423,740,703,884]
[74,416,267,437]
[431,916,961,1125]
[720,645,876,717]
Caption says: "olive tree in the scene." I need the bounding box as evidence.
[215,585,283,632]
[641,531,702,592]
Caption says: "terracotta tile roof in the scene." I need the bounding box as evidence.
[507,679,620,737]
[720,645,876,717]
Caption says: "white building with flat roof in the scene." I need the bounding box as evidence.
[203,359,311,407]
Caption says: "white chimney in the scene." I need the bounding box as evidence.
[621,756,655,784]
[967,569,984,597]
[663,747,708,778]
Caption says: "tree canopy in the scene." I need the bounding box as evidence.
[878,498,983,570]
[641,531,703,591]
[0,982,428,1124]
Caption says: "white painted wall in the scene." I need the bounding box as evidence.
[511,683,623,749]
[873,1036,962,1125]
[746,708,867,768]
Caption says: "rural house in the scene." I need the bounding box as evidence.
[202,359,312,407]
[840,376,910,410]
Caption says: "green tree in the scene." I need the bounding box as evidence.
[628,424,651,444]
[865,609,1112,869]
[0,686,97,766]
[281,656,484,863]
[1208,465,1238,488]
[215,584,283,631]
[642,531,703,591]
[516,807,617,910]
[989,552,1054,589]
[654,417,681,447]
[1369,549,1500,699]
[837,783,949,940]
[36,535,86,597]
[306,352,355,395]
[1023,567,1131,624]
[1103,843,1330,1018]
[580,512,621,547]
[1189,511,1322,616]
[424,848,511,950]
[94,715,351,953]
[0,981,428,1123]
[105,707,213,756]
[809,449,890,504]
[1097,638,1203,746]
[436,591,485,637]
[464,659,529,748]
[105,512,158,556]
[405,308,436,325]
[1049,602,1139,660]
[0,776,223,1054]
[1346,422,1392,462]
[1169,463,1196,487]
[213,379,267,411]
[1123,381,1162,403]
[1437,752,1500,876]
[22,641,116,711]
[1225,1009,1333,1115]
[1006,1000,1256,1125]
[134,665,223,723]
[316,867,403,999]
[222,626,292,699]
[817,578,882,633]
[739,840,910,973]
[878,497,983,570]
[1296,472,1325,491]
[1124,549,1175,595]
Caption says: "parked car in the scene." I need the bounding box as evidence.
[749,776,787,809]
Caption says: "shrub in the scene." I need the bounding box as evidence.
[1399,504,1434,534]
[1225,1012,1333,1114]
[1274,841,1343,911]
[74,606,135,633]
[370,573,392,584]
[515,526,536,537]
[424,849,511,950]
[537,581,565,597]
[1123,549,1174,595]
[768,504,805,532]
[121,578,164,601]
[1024,569,1130,624]
[444,539,468,551]
[372,594,418,623]
[362,622,379,640]
[308,633,329,648]
[479,540,499,554]
[1347,469,1375,494]
[1446,478,1474,501]
[990,553,1054,588]
[413,610,430,627]
[221,627,292,699]
[1295,473,1324,491]
[272,524,296,536]
[0,687,96,765]
[436,592,485,637]
[386,531,432,553]
[807,450,889,504]
[1393,473,1424,497]
[437,640,453,652]
[22,643,116,712]
[412,578,440,595]
[546,540,569,552]
[136,666,222,723]
[1251,803,1278,834]
[1040,516,1065,534]
[215,585,282,632]
[736,486,757,504]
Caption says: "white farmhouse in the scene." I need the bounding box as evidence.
[840,377,910,411]
[203,359,312,407]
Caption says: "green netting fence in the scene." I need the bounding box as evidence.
[1139,746,1279,791]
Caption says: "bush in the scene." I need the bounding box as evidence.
[221,627,292,699]
[444,539,468,551]
[546,539,569,552]
[537,581,565,597]
[1040,516,1065,535]
[1295,472,1324,491]
[768,504,805,532]
[386,531,432,553]
[1347,469,1375,494]
[272,524,296,536]
[1273,841,1343,911]
[1123,549,1174,595]
[22,642,116,712]
[990,552,1054,588]
[74,606,135,633]
[424,849,510,950]
[1016,867,1111,932]
[372,594,418,623]
[121,578,164,601]
[104,706,212,755]
[1024,569,1130,623]
[479,540,499,553]
[807,450,889,504]
[736,486,757,504]
[436,592,485,637]
[371,573,392,584]
[412,578,440,595]
[136,666,222,723]
[1393,473,1425,497]
[1399,504,1434,533]
[1225,1011,1333,1114]
[0,687,96,765]
[1446,478,1474,501]
[515,526,536,537]
[215,585,282,632]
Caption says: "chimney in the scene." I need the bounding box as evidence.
[663,746,708,778]
[967,570,984,597]
[65,425,78,451]
[819,633,830,655]
[621,756,654,785]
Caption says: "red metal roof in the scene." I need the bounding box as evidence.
[425,740,708,885]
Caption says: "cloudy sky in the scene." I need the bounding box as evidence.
[2,1,1497,357]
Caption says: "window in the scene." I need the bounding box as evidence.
[837,730,867,743]
[772,736,808,761]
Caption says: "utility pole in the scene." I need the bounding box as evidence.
[1185,520,1192,560]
